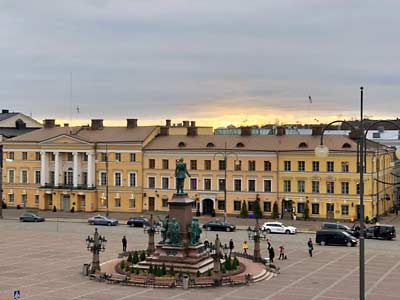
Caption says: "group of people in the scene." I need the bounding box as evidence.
[241,237,314,261]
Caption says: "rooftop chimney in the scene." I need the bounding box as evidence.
[91,119,104,130]
[63,123,69,127]
[43,119,56,129]
[241,126,252,136]
[2,109,9,114]
[166,119,171,127]
[311,126,323,136]
[183,120,190,127]
[276,126,286,136]
[190,121,196,127]
[127,118,138,128]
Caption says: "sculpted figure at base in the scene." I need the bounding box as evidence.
[158,215,169,243]
[175,158,191,194]
[167,218,181,245]
[190,218,202,245]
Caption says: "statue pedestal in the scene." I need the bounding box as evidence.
[138,193,214,274]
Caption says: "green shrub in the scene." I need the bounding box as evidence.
[224,257,232,271]
[196,270,200,277]
[169,265,175,276]
[133,251,139,264]
[221,265,226,273]
[120,260,126,270]
[161,263,167,276]
[140,251,146,261]
[127,252,133,263]
[240,201,248,218]
[272,201,279,219]
[130,267,135,273]
[207,269,212,276]
[149,265,153,274]
[135,268,139,275]
[233,256,239,269]
[253,200,262,219]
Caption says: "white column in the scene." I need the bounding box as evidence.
[54,152,60,187]
[40,151,48,186]
[87,151,95,188]
[73,152,79,187]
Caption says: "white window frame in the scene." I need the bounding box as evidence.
[129,196,136,208]
[130,153,136,162]
[34,194,40,205]
[233,177,242,192]
[128,172,137,187]
[8,169,15,184]
[114,171,122,187]
[147,176,156,189]
[203,177,212,191]
[20,169,28,184]
[161,176,169,190]
[34,169,41,184]
[114,197,121,208]
[263,178,272,193]
[247,178,257,192]
[99,171,107,186]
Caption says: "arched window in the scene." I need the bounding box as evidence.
[178,141,186,147]
[298,142,308,148]
[236,142,245,148]
[206,142,215,148]
[342,143,352,149]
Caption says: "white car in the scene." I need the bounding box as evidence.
[261,222,296,234]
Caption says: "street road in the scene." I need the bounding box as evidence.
[0,219,399,300]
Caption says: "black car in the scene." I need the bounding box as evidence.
[316,229,358,247]
[19,213,45,222]
[365,225,396,240]
[202,220,236,232]
[322,222,359,238]
[127,217,149,227]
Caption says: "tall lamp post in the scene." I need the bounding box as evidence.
[86,228,107,274]
[213,142,239,222]
[0,144,3,219]
[143,214,161,255]
[105,144,109,217]
[315,87,400,300]
[247,218,267,262]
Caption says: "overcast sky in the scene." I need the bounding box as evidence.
[1,0,399,127]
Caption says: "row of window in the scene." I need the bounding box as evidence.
[146,176,273,192]
[283,180,359,195]
[7,194,40,205]
[284,160,349,173]
[5,152,137,163]
[148,159,272,172]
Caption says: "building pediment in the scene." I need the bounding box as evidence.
[40,134,91,145]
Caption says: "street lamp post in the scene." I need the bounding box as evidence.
[0,144,3,219]
[213,142,239,222]
[315,87,400,300]
[143,214,161,255]
[247,218,267,262]
[86,228,107,274]
[105,144,109,218]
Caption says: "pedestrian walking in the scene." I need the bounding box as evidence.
[242,241,249,254]
[307,238,313,257]
[278,244,285,260]
[229,238,234,256]
[122,235,127,252]
[269,246,275,263]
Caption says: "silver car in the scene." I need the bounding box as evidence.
[88,216,118,226]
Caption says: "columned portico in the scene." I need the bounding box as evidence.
[87,151,95,188]
[40,151,48,186]
[54,152,60,187]
[73,152,80,188]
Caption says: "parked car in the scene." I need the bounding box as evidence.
[365,225,396,240]
[316,229,358,247]
[88,215,118,226]
[19,213,45,222]
[202,220,236,232]
[127,217,149,227]
[261,222,296,234]
[322,222,359,238]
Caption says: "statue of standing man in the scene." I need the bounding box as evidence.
[175,158,191,194]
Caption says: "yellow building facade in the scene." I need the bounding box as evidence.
[1,120,395,221]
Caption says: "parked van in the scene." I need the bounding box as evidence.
[321,222,359,238]
[365,225,396,240]
[316,229,358,247]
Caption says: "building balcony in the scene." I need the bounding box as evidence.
[41,183,96,190]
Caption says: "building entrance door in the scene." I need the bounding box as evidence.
[202,198,214,215]
[149,197,155,211]
[326,203,334,219]
[62,195,70,212]
[45,194,53,210]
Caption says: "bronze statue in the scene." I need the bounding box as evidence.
[189,218,202,245]
[158,215,169,243]
[175,158,191,194]
[167,218,181,245]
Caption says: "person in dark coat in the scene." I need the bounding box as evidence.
[122,236,127,252]
[268,246,275,263]
[307,238,313,257]
[229,239,234,256]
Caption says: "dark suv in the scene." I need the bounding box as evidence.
[321,222,359,238]
[316,229,358,247]
[365,225,396,240]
